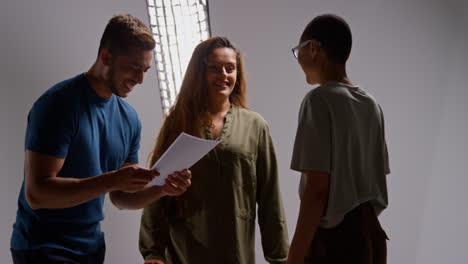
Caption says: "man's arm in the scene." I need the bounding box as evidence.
[286,170,329,264]
[24,150,157,210]
[110,164,192,210]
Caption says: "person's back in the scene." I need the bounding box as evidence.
[287,14,389,264]
[297,82,389,227]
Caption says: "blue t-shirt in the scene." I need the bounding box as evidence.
[11,73,141,254]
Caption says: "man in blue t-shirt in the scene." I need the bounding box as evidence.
[10,14,192,264]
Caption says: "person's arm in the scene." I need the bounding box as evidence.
[110,165,192,210]
[24,150,158,210]
[286,170,329,264]
[256,121,290,264]
[139,196,171,263]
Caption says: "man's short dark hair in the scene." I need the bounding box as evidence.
[300,14,352,64]
[98,14,155,56]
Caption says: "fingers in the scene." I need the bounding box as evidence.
[149,168,161,177]
[119,166,158,179]
[180,169,192,180]
[162,181,179,195]
[132,168,159,182]
[117,167,190,195]
[169,173,191,189]
[118,167,158,192]
[170,170,192,188]
[163,170,192,196]
[138,168,160,178]
[125,170,157,192]
[168,169,191,182]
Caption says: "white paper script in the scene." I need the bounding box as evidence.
[149,132,221,186]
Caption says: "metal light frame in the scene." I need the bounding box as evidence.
[146,0,211,115]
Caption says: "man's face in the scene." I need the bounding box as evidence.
[205,47,237,102]
[106,48,153,98]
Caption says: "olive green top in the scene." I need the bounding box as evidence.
[139,105,289,264]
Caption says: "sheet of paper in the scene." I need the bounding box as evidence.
[149,132,221,186]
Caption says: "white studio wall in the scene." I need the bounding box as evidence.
[1,0,467,263]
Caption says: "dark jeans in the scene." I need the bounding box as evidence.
[306,202,389,264]
[11,245,105,264]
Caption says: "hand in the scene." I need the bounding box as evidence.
[111,165,159,193]
[144,260,164,264]
[162,169,192,196]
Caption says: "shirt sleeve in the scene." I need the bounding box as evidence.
[25,93,75,157]
[256,119,290,264]
[125,117,141,164]
[139,198,171,261]
[378,104,391,175]
[290,93,331,173]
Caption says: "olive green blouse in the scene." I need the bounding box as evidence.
[139,105,289,264]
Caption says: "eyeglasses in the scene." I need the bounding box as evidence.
[291,39,321,59]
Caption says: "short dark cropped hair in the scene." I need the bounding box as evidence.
[300,14,352,64]
[98,14,155,56]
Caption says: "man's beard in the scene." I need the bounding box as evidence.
[107,64,122,97]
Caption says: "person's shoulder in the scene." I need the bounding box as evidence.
[310,82,372,102]
[115,96,137,113]
[339,84,380,107]
[48,73,86,95]
[33,74,85,110]
[235,105,269,128]
[313,83,349,97]
[115,97,140,122]
[301,86,330,107]
[357,87,379,103]
[236,105,266,121]
[358,89,383,114]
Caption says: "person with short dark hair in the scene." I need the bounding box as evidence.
[287,14,390,264]
[10,14,192,264]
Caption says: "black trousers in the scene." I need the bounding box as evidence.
[11,245,105,264]
[306,202,389,264]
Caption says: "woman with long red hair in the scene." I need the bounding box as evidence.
[139,37,289,264]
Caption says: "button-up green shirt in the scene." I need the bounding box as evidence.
[139,105,289,264]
